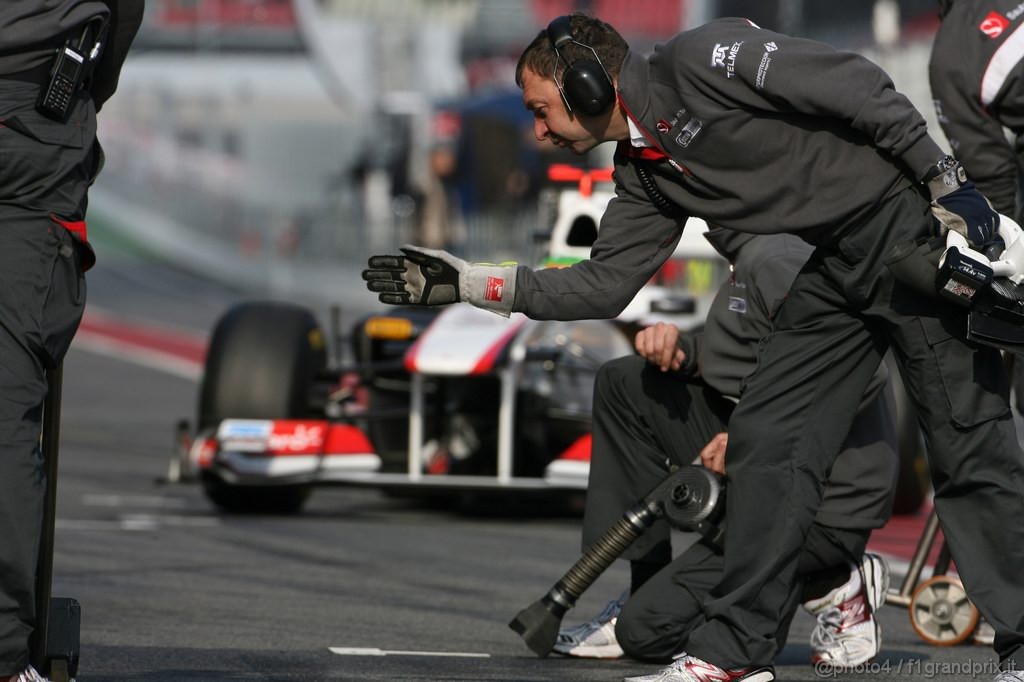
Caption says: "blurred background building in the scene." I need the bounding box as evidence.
[91,0,950,300]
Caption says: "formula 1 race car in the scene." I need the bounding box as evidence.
[176,165,931,515]
[174,166,733,513]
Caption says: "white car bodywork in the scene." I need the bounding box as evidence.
[538,166,722,329]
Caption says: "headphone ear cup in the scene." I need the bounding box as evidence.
[561,60,615,116]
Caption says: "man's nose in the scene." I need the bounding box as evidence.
[533,119,549,141]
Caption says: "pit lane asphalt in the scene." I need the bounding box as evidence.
[54,245,1009,681]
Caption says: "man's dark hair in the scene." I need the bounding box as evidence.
[515,13,629,89]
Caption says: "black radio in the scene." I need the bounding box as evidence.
[36,45,88,122]
[36,17,108,122]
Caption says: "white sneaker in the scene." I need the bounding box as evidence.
[974,618,995,646]
[553,590,627,658]
[623,654,774,682]
[803,553,890,669]
[994,671,1024,682]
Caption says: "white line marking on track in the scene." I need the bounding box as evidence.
[57,514,220,531]
[121,514,221,529]
[328,647,490,658]
[57,520,138,531]
[83,494,190,509]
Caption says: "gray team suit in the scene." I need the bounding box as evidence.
[509,19,1024,669]
[0,1,141,675]
[930,0,1024,219]
[584,229,898,661]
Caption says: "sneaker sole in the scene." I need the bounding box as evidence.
[741,672,775,682]
[863,554,888,667]
[862,554,890,611]
[553,642,624,659]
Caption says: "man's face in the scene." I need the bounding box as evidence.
[521,67,603,156]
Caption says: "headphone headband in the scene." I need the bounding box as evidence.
[547,15,574,50]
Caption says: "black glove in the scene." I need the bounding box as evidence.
[926,157,999,247]
[362,245,517,316]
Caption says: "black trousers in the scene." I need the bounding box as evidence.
[683,187,1024,669]
[616,522,868,662]
[583,355,886,660]
[0,81,95,675]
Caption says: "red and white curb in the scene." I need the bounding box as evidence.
[73,306,207,380]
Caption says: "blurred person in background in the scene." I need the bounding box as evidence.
[0,2,143,681]
[555,229,897,672]
[365,11,1024,682]
[416,140,466,254]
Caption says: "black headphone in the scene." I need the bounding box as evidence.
[547,15,616,117]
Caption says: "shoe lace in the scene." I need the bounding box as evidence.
[559,596,623,642]
[634,657,693,682]
[814,606,843,650]
[664,655,728,682]
[594,596,624,623]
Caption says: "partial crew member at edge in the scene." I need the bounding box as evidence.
[0,3,144,682]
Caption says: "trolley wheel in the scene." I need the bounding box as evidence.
[909,576,980,646]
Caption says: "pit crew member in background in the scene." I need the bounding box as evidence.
[929,0,1024,222]
[0,3,143,681]
[555,228,897,674]
[929,0,1024,443]
[364,13,1024,682]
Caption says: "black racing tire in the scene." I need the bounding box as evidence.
[198,301,327,514]
[199,301,327,429]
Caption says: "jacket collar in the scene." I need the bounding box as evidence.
[617,50,651,131]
